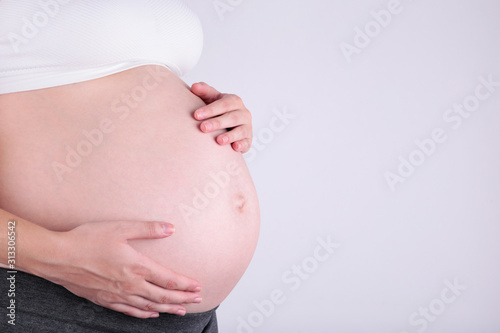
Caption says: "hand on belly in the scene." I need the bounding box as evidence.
[35,220,203,318]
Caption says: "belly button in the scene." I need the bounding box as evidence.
[234,193,246,213]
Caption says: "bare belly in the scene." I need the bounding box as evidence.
[0,65,260,312]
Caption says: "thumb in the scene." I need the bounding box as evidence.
[120,222,175,241]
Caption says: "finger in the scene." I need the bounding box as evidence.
[232,139,252,153]
[117,221,175,241]
[191,82,223,105]
[145,259,201,293]
[108,302,160,319]
[216,126,250,146]
[97,288,193,316]
[137,285,202,307]
[194,94,244,121]
[125,295,192,315]
[199,110,249,133]
[110,301,187,318]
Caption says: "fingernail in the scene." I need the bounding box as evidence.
[162,224,175,235]
[196,110,204,120]
[194,286,201,292]
[177,308,186,316]
[218,136,228,144]
[203,122,212,131]
[150,313,159,318]
[194,297,202,303]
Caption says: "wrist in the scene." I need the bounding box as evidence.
[17,224,67,278]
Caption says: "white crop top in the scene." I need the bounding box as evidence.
[0,0,203,94]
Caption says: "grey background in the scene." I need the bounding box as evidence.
[185,1,500,332]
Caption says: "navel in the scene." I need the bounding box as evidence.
[234,193,247,213]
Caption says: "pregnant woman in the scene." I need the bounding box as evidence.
[0,1,260,332]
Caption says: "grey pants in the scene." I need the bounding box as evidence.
[1,268,218,333]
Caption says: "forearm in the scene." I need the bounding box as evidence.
[0,208,61,276]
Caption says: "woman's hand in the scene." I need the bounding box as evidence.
[191,82,253,153]
[33,221,202,319]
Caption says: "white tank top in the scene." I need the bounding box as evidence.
[0,0,203,94]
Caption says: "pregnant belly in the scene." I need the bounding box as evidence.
[0,66,260,312]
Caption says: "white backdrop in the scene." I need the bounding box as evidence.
[185,1,500,332]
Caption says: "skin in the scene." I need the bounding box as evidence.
[191,82,253,153]
[0,81,253,318]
